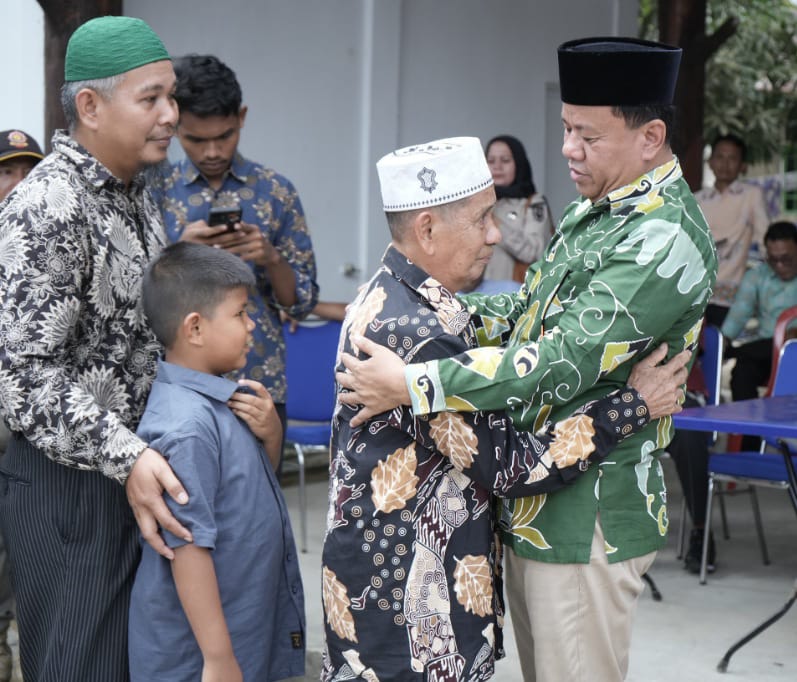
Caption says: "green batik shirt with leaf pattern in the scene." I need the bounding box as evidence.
[404,158,718,564]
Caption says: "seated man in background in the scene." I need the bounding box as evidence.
[721,220,797,450]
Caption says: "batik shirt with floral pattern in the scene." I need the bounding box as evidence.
[403,158,718,564]
[0,131,164,483]
[321,245,651,682]
[152,155,318,403]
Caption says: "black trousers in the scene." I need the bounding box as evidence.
[704,303,729,330]
[0,435,139,682]
[668,395,711,527]
[728,338,773,451]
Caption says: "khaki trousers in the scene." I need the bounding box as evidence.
[505,520,656,682]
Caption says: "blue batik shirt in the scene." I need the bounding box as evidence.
[129,361,305,682]
[152,155,319,403]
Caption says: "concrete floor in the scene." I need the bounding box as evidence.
[281,455,797,682]
[6,455,794,682]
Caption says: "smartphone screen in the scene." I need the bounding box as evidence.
[208,207,242,231]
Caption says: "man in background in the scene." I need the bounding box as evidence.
[0,127,43,682]
[0,129,43,203]
[154,54,318,475]
[696,134,770,328]
[721,220,797,450]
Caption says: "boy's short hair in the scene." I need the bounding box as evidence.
[143,242,255,348]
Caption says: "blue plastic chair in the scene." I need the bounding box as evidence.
[676,325,725,558]
[700,339,797,584]
[283,319,342,552]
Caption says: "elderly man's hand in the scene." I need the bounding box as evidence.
[126,447,191,560]
[336,335,410,427]
[628,343,692,420]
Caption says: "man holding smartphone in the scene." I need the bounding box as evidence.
[152,54,319,474]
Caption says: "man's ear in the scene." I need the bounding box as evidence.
[411,210,437,256]
[640,119,667,162]
[74,88,102,132]
[238,105,248,129]
[182,311,204,347]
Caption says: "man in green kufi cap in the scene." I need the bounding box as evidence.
[0,15,189,682]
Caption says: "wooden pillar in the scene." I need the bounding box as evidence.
[657,0,737,191]
[38,0,123,151]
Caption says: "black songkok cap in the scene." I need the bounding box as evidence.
[558,37,682,106]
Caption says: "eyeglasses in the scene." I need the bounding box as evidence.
[766,254,796,267]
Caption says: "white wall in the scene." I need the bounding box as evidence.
[6,0,639,301]
[0,2,45,147]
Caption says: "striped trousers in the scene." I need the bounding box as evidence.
[0,435,140,682]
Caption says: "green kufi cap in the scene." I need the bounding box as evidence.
[65,16,170,82]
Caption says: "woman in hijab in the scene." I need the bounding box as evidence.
[484,135,554,282]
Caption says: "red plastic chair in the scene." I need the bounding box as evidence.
[726,304,797,453]
[765,304,797,395]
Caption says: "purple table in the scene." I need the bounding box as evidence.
[674,394,797,441]
[674,394,797,512]
[673,395,797,673]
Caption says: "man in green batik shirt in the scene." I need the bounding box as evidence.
[338,37,717,682]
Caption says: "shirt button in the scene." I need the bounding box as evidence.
[292,584,299,594]
[286,552,293,562]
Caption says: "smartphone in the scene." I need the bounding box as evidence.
[208,206,242,232]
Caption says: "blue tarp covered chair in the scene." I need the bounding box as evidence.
[700,338,797,584]
[283,319,342,552]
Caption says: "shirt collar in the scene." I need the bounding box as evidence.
[52,129,147,195]
[381,244,471,335]
[702,179,746,200]
[582,156,683,218]
[177,152,249,187]
[154,359,241,403]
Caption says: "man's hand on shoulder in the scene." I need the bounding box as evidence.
[336,335,410,427]
[126,447,191,560]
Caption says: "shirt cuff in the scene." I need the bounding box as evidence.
[405,361,446,416]
[102,430,149,484]
[609,387,650,435]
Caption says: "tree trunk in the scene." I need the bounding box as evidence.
[658,0,737,191]
[37,0,123,152]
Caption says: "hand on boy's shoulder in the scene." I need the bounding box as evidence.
[126,446,192,560]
